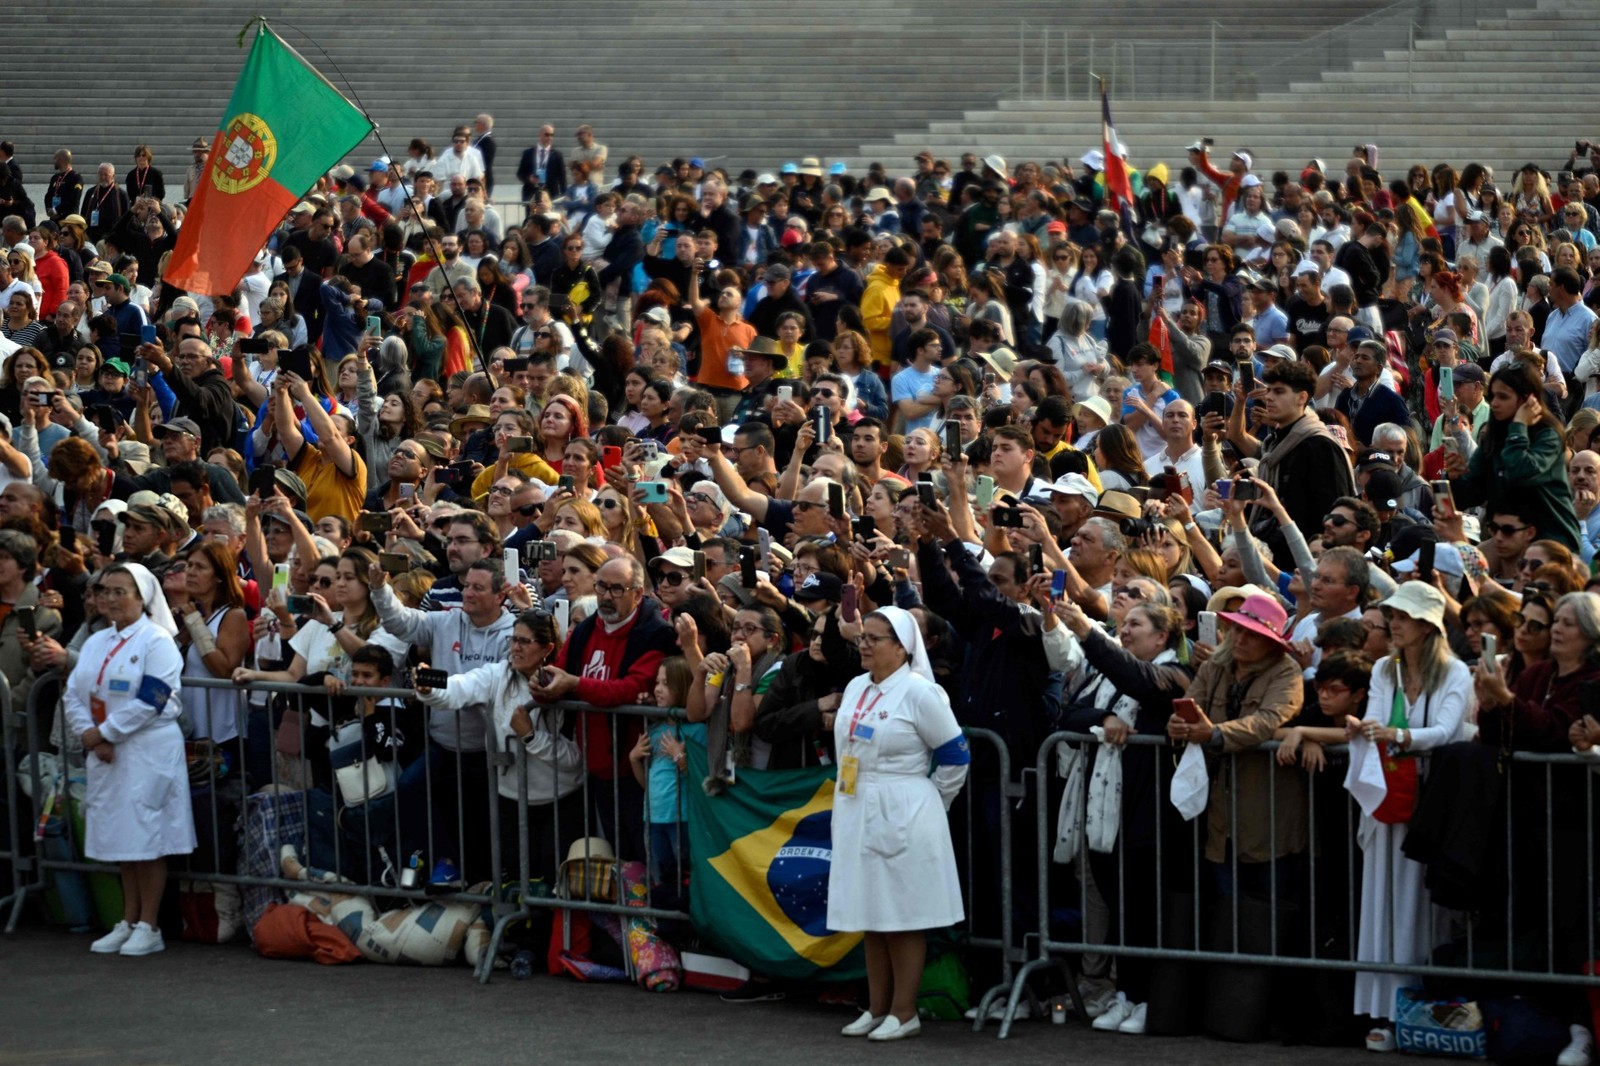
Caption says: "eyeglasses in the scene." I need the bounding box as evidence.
[1362,621,1390,634]
[1323,514,1353,528]
[1488,522,1530,537]
[730,622,775,637]
[686,493,716,506]
[489,485,515,497]
[312,576,334,588]
[594,580,636,597]
[856,632,896,646]
[1517,557,1545,570]
[1514,613,1549,632]
[96,586,135,599]
[812,388,837,398]
[1112,585,1145,600]
[447,535,483,547]
[509,635,539,647]
[534,331,553,338]
[793,500,824,512]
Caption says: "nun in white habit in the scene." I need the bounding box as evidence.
[63,562,194,957]
[828,606,970,1042]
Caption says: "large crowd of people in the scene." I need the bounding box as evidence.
[6,122,1600,1057]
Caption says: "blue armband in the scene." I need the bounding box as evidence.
[137,674,173,709]
[931,734,971,767]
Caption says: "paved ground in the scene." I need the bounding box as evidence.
[0,927,1367,1065]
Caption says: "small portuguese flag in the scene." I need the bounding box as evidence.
[164,24,374,296]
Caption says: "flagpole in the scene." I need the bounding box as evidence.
[252,17,491,379]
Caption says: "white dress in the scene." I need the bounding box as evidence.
[826,664,968,933]
[1351,657,1472,1021]
[180,605,246,744]
[61,616,196,862]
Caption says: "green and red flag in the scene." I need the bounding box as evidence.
[165,25,373,296]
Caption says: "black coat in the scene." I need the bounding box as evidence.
[517,146,567,200]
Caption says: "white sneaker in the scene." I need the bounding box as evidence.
[1117,1002,1148,1034]
[867,1015,922,1042]
[1082,985,1119,1019]
[841,1011,885,1037]
[1092,992,1132,1031]
[90,921,133,954]
[965,999,1033,1022]
[1558,1025,1594,1066]
[118,922,165,956]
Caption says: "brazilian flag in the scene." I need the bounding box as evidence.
[684,742,864,981]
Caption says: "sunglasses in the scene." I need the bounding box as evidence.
[489,485,515,496]
[812,388,837,398]
[1488,522,1530,537]
[312,576,334,588]
[1323,514,1353,527]
[599,498,621,510]
[657,571,689,586]
[1513,613,1549,632]
[1112,585,1145,600]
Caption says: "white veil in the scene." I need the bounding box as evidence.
[121,562,179,636]
[872,606,934,683]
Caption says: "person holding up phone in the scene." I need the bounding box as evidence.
[274,371,368,526]
[0,530,63,708]
[1053,594,1195,1035]
[1167,592,1307,899]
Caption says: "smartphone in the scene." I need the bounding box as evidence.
[139,323,157,345]
[1050,569,1068,601]
[272,563,291,590]
[637,439,659,461]
[1439,364,1455,403]
[993,506,1025,528]
[237,335,270,355]
[888,547,911,569]
[975,475,996,511]
[16,606,37,640]
[1431,480,1456,519]
[1028,543,1044,575]
[505,435,537,453]
[523,539,558,563]
[59,526,76,554]
[1197,610,1219,646]
[1238,357,1255,393]
[740,546,758,588]
[357,511,393,534]
[691,550,706,581]
[813,406,831,446]
[757,527,771,562]
[1172,697,1201,724]
[286,594,315,614]
[917,480,937,509]
[944,422,963,459]
[132,360,149,389]
[552,600,570,643]
[827,481,845,520]
[366,315,382,336]
[637,480,669,504]
[777,385,793,405]
[601,445,622,468]
[414,667,450,690]
[1232,476,1260,502]
[398,482,416,504]
[95,522,116,557]
[556,474,575,493]
[840,582,859,621]
[696,424,723,446]
[1442,437,1461,455]
[853,516,875,541]
[503,547,520,588]
[503,357,531,373]
[380,551,410,574]
[1481,632,1497,662]
[1151,272,1164,293]
[1417,540,1436,583]
[280,344,314,381]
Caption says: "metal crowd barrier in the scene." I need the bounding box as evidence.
[988,730,1600,1040]
[0,673,27,933]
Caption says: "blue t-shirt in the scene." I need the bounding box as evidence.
[645,720,708,825]
[891,364,942,432]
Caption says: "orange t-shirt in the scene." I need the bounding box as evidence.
[695,307,756,391]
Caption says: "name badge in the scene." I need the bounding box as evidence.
[852,723,874,742]
[838,754,859,796]
[107,678,132,694]
[89,209,100,227]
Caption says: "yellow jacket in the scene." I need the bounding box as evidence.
[860,271,901,367]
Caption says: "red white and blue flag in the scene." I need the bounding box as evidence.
[1099,80,1135,230]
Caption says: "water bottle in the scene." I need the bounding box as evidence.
[511,949,536,980]
[726,351,745,376]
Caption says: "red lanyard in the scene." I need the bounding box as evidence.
[132,166,150,195]
[95,634,135,692]
[849,685,886,740]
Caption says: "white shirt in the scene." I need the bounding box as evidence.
[1319,265,1353,296]
[1144,442,1207,497]
[432,146,485,184]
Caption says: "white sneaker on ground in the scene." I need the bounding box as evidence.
[1558,1024,1594,1066]
[118,922,164,956]
[90,921,133,954]
[1117,1002,1148,1034]
[841,1011,886,1037]
[867,1015,922,1042]
[1092,992,1132,1031]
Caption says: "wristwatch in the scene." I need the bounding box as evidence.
[327,621,345,635]
[734,681,752,692]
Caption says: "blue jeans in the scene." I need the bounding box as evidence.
[306,786,398,885]
[397,740,495,883]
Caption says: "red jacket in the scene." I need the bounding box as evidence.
[34,250,69,317]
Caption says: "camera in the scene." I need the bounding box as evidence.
[1120,517,1156,539]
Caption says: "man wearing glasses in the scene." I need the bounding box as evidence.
[1485,506,1540,586]
[532,557,677,857]
[432,125,485,187]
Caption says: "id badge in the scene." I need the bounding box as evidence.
[838,754,859,796]
[852,723,875,743]
[89,209,100,227]
[89,695,107,724]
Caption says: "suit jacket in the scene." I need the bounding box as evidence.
[473,131,497,194]
[518,146,567,200]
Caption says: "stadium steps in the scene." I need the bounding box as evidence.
[847,0,1596,176]
[2,0,1397,185]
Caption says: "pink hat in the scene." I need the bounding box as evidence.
[1218,593,1292,651]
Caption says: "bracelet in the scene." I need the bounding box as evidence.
[327,621,345,635]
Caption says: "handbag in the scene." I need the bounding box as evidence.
[1373,667,1422,825]
[329,724,394,807]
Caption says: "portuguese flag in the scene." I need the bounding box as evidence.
[164,25,373,296]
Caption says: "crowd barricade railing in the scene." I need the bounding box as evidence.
[990,729,1600,1040]
[0,672,30,933]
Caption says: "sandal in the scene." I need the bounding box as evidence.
[1366,1026,1397,1053]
